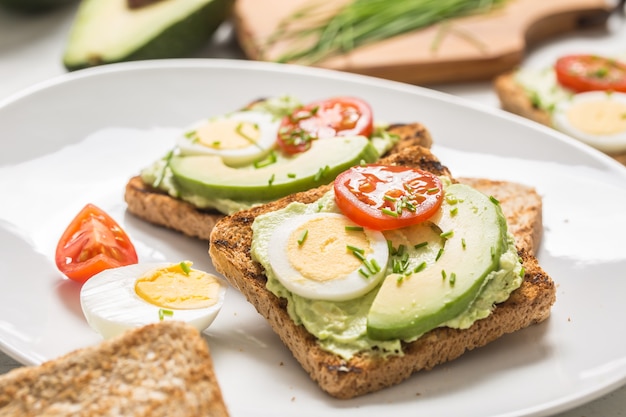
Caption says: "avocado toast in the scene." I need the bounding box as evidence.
[208,145,555,399]
[125,95,434,240]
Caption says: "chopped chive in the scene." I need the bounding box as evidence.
[347,245,365,254]
[489,195,500,205]
[414,261,427,273]
[383,195,397,202]
[381,208,399,217]
[490,246,496,259]
[387,239,396,256]
[396,244,406,257]
[449,272,456,286]
[450,207,458,216]
[363,259,377,274]
[414,242,428,250]
[441,270,447,280]
[287,172,297,178]
[345,225,364,232]
[254,151,277,168]
[159,308,174,321]
[179,261,191,275]
[461,238,467,249]
[211,141,221,147]
[427,187,440,194]
[396,275,405,284]
[359,268,369,278]
[435,248,444,261]
[268,173,275,186]
[519,266,526,277]
[370,259,381,273]
[235,122,262,148]
[184,130,196,139]
[440,230,454,239]
[297,229,308,246]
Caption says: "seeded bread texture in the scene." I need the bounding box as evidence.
[208,145,556,399]
[494,71,626,165]
[0,321,229,417]
[124,122,433,240]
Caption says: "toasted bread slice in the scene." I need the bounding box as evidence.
[494,71,626,164]
[124,122,434,240]
[208,145,556,399]
[0,321,229,417]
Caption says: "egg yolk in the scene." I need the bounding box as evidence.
[135,262,222,310]
[195,119,260,149]
[567,99,626,136]
[287,216,372,282]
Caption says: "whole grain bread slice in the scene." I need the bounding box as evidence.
[124,122,434,241]
[494,71,626,164]
[0,321,229,417]
[208,145,556,399]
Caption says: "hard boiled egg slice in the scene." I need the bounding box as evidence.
[80,261,227,339]
[552,91,626,154]
[267,213,389,301]
[177,110,280,166]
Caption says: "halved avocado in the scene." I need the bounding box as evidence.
[62,0,233,71]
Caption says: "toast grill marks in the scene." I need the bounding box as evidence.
[124,122,434,241]
[208,144,556,398]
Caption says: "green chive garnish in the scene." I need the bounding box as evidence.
[297,229,308,246]
[489,195,500,205]
[435,248,444,261]
[287,172,297,178]
[347,245,365,255]
[268,173,275,186]
[414,261,427,273]
[461,238,467,249]
[179,261,191,275]
[414,242,428,250]
[440,230,454,239]
[381,208,399,217]
[449,272,456,286]
[345,225,364,232]
[159,308,174,321]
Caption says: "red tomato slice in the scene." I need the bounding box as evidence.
[334,165,444,231]
[555,54,626,93]
[55,204,138,283]
[277,96,374,154]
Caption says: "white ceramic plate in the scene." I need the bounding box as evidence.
[1,60,626,417]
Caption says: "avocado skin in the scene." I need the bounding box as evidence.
[0,0,76,13]
[63,0,233,71]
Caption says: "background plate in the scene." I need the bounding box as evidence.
[1,60,626,417]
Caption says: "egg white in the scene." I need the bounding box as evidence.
[267,213,389,301]
[80,262,227,339]
[552,91,626,154]
[176,110,280,166]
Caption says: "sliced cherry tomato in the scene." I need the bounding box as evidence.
[55,204,138,283]
[276,96,374,154]
[334,165,444,231]
[555,54,626,93]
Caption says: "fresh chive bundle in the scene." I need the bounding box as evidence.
[266,0,508,64]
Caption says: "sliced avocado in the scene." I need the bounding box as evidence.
[62,0,233,71]
[170,136,379,202]
[367,183,509,341]
[0,0,76,13]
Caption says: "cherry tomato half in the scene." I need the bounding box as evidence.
[334,165,444,231]
[555,54,626,93]
[277,97,374,154]
[55,204,138,283]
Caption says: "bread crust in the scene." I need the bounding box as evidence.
[494,71,626,165]
[208,145,556,399]
[124,123,434,240]
[0,321,229,416]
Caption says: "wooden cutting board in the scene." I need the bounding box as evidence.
[232,0,615,85]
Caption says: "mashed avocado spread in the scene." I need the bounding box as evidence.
[141,96,399,215]
[251,181,523,361]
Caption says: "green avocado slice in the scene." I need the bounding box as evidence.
[367,183,509,341]
[169,136,380,202]
[62,0,233,70]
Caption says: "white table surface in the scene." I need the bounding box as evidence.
[1,3,625,416]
